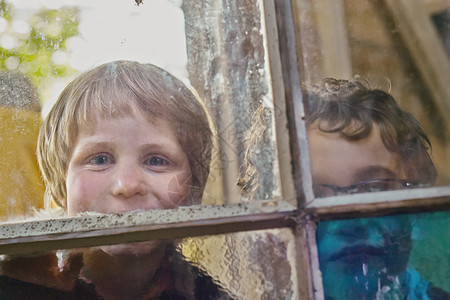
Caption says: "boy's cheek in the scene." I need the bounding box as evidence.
[66,169,108,214]
[166,173,193,207]
[66,182,96,215]
[66,198,90,216]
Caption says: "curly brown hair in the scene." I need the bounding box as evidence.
[306,78,436,185]
[239,78,436,196]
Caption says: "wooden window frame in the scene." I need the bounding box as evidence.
[1,0,450,299]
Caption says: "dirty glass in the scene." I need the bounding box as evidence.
[316,210,450,299]
[0,228,297,299]
[294,0,450,199]
[0,0,282,224]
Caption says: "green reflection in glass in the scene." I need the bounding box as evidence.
[317,211,450,300]
[0,1,79,88]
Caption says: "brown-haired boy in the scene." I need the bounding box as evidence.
[306,78,445,299]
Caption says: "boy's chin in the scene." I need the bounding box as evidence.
[100,240,169,257]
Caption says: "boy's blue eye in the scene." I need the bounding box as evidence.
[148,156,167,166]
[90,155,110,165]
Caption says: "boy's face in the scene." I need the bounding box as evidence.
[308,123,412,298]
[308,123,406,194]
[64,111,192,216]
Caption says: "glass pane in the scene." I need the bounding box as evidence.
[316,210,450,299]
[294,0,450,199]
[0,0,190,223]
[0,228,297,299]
[0,0,284,223]
[183,0,284,203]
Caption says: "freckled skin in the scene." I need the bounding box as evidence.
[64,111,192,256]
[65,112,192,216]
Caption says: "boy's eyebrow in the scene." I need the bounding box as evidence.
[139,143,182,156]
[352,166,398,182]
[73,140,111,152]
[74,139,182,155]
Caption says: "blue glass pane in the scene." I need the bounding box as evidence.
[317,210,450,299]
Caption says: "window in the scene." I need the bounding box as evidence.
[286,0,450,298]
[0,0,449,299]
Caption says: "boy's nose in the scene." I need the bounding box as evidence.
[111,165,147,198]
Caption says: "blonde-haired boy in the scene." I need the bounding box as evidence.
[38,61,213,211]
[0,61,231,299]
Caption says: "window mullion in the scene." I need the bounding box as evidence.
[0,201,296,255]
[271,0,323,298]
[307,186,450,220]
[273,0,315,208]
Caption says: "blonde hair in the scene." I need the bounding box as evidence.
[37,60,213,207]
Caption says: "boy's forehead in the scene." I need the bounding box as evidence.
[76,107,173,139]
[307,123,405,186]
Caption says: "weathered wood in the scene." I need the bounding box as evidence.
[262,0,297,205]
[273,0,319,298]
[307,186,450,220]
[380,0,450,137]
[183,0,282,202]
[305,220,324,300]
[423,0,450,15]
[0,201,296,255]
[311,0,353,78]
